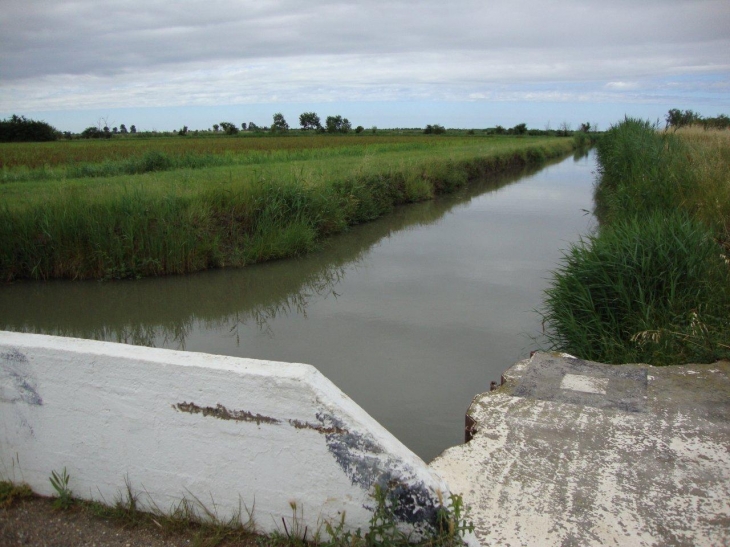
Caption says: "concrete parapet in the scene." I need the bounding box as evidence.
[431,352,730,546]
[0,331,466,541]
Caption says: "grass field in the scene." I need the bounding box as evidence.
[542,120,730,365]
[1,134,576,281]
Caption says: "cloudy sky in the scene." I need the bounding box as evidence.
[1,0,729,132]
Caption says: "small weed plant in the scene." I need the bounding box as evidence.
[49,467,73,509]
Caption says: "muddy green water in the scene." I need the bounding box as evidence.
[0,150,596,462]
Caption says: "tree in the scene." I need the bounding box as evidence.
[511,123,527,135]
[130,125,137,134]
[0,114,58,142]
[271,112,289,132]
[666,109,701,130]
[81,126,110,139]
[219,122,239,135]
[299,112,321,131]
[355,125,364,133]
[119,124,128,134]
[579,122,591,133]
[424,124,445,134]
[212,124,219,132]
[557,122,572,137]
[326,115,342,133]
[248,122,259,131]
[178,126,189,136]
[325,115,352,134]
[241,122,247,131]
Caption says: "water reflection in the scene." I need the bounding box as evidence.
[1,161,551,348]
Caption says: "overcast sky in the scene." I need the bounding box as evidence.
[1,0,729,131]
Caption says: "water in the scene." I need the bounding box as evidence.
[0,150,597,462]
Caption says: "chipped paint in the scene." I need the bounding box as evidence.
[175,401,281,425]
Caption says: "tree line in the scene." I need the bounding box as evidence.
[665,109,730,130]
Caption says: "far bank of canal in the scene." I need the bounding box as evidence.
[0,150,596,461]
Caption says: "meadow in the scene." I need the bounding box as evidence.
[0,133,576,281]
[542,119,730,365]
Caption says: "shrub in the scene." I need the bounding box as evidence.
[0,114,58,142]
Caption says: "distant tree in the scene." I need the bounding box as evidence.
[326,115,342,133]
[355,125,364,133]
[130,125,137,134]
[0,114,58,142]
[511,123,527,135]
[425,124,446,135]
[212,124,220,132]
[81,126,110,139]
[666,108,701,130]
[119,124,128,134]
[112,126,119,134]
[325,115,352,134]
[63,131,72,139]
[248,122,259,131]
[702,114,730,130]
[557,122,572,137]
[371,126,377,134]
[271,112,289,132]
[241,122,247,131]
[579,122,591,133]
[299,112,321,131]
[219,122,239,135]
[178,125,189,136]
[494,125,506,135]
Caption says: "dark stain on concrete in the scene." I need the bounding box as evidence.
[317,411,444,533]
[288,419,348,434]
[1,348,43,406]
[174,402,280,425]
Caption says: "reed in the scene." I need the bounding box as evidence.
[542,118,730,365]
[1,136,574,280]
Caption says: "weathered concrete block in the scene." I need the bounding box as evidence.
[431,352,730,547]
[0,331,469,541]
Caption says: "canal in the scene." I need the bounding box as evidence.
[0,150,596,462]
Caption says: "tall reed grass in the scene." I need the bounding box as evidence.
[1,137,574,281]
[542,118,730,365]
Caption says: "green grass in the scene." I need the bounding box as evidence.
[1,478,473,547]
[541,118,730,365]
[0,135,574,281]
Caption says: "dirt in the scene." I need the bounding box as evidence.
[0,496,258,547]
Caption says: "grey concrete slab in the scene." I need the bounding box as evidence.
[430,353,730,547]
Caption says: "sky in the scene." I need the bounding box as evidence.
[1,0,729,132]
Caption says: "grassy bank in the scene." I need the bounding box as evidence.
[542,119,730,365]
[1,135,575,281]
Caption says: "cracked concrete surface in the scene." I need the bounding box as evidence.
[430,352,730,547]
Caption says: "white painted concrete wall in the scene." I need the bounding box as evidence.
[0,331,464,541]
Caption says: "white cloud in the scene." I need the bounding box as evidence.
[0,0,728,117]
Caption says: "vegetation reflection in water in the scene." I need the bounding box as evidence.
[1,159,555,347]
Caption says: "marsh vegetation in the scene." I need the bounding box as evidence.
[542,118,730,365]
[0,134,575,281]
